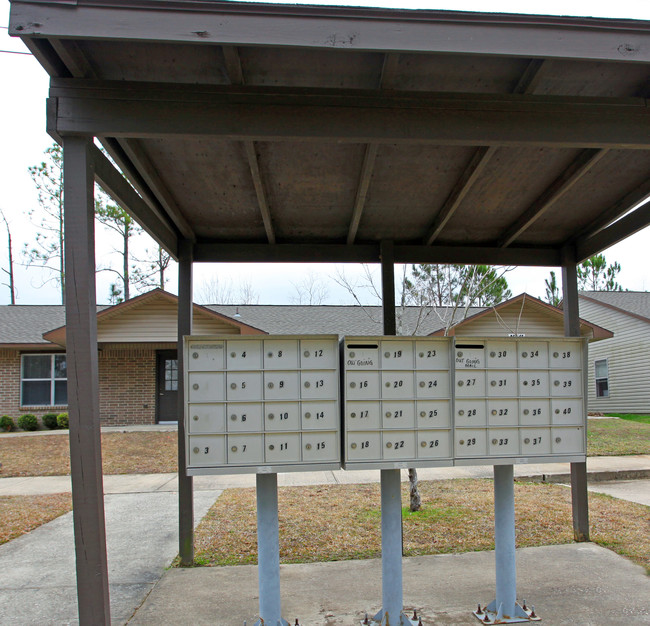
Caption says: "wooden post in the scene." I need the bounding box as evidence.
[177,239,194,564]
[63,136,111,625]
[562,247,590,542]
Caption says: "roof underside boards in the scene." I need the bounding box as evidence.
[9,1,650,265]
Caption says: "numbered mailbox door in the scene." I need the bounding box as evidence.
[382,400,415,429]
[301,401,339,430]
[552,427,584,454]
[187,342,225,371]
[518,371,549,397]
[301,370,338,399]
[346,371,380,400]
[264,371,300,400]
[549,342,582,369]
[486,341,517,369]
[226,403,263,432]
[382,430,416,461]
[188,372,225,403]
[227,434,264,464]
[520,428,551,455]
[550,371,583,397]
[226,372,263,401]
[188,435,226,467]
[487,370,518,397]
[455,429,488,457]
[226,340,262,370]
[347,401,381,430]
[347,431,381,461]
[416,400,451,428]
[264,402,301,431]
[265,433,301,463]
[455,371,486,397]
[518,342,549,368]
[263,339,299,370]
[551,398,584,425]
[188,404,226,434]
[417,430,451,459]
[488,428,519,456]
[415,340,450,370]
[301,339,338,369]
[487,399,518,426]
[415,371,450,399]
[519,399,550,426]
[455,400,486,427]
[302,431,338,462]
[380,341,414,369]
[381,371,414,399]
[345,342,380,370]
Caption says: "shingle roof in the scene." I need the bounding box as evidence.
[579,291,650,321]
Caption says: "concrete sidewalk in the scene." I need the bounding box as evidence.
[2,454,649,496]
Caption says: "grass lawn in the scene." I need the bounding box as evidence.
[0,432,178,478]
[605,413,650,425]
[190,479,650,574]
[0,494,72,545]
[587,418,650,456]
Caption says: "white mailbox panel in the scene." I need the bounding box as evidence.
[550,370,583,397]
[518,342,549,369]
[227,403,263,432]
[455,371,486,397]
[188,372,225,403]
[519,399,550,426]
[487,370,518,397]
[264,402,301,431]
[549,342,582,368]
[187,341,225,371]
[264,371,299,400]
[415,371,450,398]
[347,431,381,460]
[302,431,338,462]
[520,428,551,455]
[551,398,584,425]
[552,427,584,454]
[455,429,488,457]
[345,342,380,370]
[302,401,338,430]
[301,370,338,399]
[188,404,226,434]
[417,400,451,428]
[415,340,450,369]
[228,434,264,464]
[518,371,549,397]
[456,400,486,427]
[226,340,262,370]
[488,429,520,456]
[381,371,414,399]
[189,435,226,466]
[380,341,414,369]
[226,372,263,401]
[265,433,301,463]
[382,401,415,429]
[455,344,485,369]
[301,339,338,369]
[264,339,299,369]
[346,401,381,429]
[417,430,451,459]
[346,371,380,399]
[382,430,416,460]
[487,399,518,426]
[486,341,518,369]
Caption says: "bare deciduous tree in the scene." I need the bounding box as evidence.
[0,209,16,304]
[196,275,259,304]
[291,271,330,305]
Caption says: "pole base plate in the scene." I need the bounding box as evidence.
[473,600,541,624]
[359,609,420,625]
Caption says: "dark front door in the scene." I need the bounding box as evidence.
[156,350,179,423]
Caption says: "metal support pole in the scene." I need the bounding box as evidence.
[255,473,288,626]
[562,247,590,542]
[63,136,111,625]
[177,239,194,565]
[494,465,517,618]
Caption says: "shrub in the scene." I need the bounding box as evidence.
[17,413,39,431]
[57,412,69,429]
[42,413,59,430]
[0,415,15,432]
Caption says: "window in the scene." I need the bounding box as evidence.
[21,354,67,406]
[164,358,178,391]
[595,359,609,398]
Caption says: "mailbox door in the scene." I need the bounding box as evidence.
[520,428,551,455]
[381,371,414,399]
[382,400,415,429]
[265,433,301,463]
[486,341,517,369]
[301,401,339,430]
[486,370,518,397]
[488,428,519,456]
[518,371,549,396]
[550,370,583,397]
[301,339,338,369]
[263,339,299,370]
[380,340,414,370]
[551,398,584,425]
[455,429,488,457]
[519,399,550,426]
[454,344,485,369]
[226,340,263,370]
[187,341,225,371]
[416,400,451,428]
[455,400,486,427]
[455,371,486,397]
[552,427,584,454]
[264,401,301,431]
[302,431,339,462]
[301,370,338,399]
[487,399,518,426]
[226,372,263,401]
[417,430,452,459]
[549,342,582,369]
[518,342,549,369]
[346,371,380,400]
[415,340,450,370]
[227,434,264,464]
[347,431,381,461]
[346,401,381,429]
[264,371,300,400]
[382,430,416,461]
[226,403,263,432]
[188,372,225,402]
[188,404,226,434]
[188,435,226,466]
[415,371,450,398]
[344,342,380,370]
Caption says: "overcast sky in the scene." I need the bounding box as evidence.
[1,0,649,306]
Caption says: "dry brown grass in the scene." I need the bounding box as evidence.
[192,480,650,573]
[0,494,72,545]
[0,432,178,477]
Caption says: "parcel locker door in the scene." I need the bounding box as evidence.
[415,371,450,399]
[455,400,486,427]
[415,340,450,369]
[347,431,381,461]
[416,400,451,428]
[188,435,226,467]
[417,430,451,459]
[486,341,517,369]
[382,430,416,461]
[486,370,518,397]
[552,427,584,454]
[264,402,301,431]
[549,341,582,369]
[487,399,518,426]
[226,372,263,402]
[380,340,414,369]
[488,428,519,456]
[519,399,550,426]
[382,401,415,429]
[227,434,264,464]
[301,401,339,430]
[263,339,299,370]
[264,371,300,400]
[346,371,380,400]
[455,429,488,457]
[188,372,225,402]
[265,433,301,463]
[346,401,381,429]
[302,431,339,462]
[188,404,226,434]
[227,403,263,432]
[551,398,584,425]
[518,341,549,369]
[301,370,338,399]
[381,371,414,399]
[518,371,549,397]
[226,340,262,370]
[520,428,551,455]
[301,339,338,369]
[550,370,583,397]
[187,341,225,371]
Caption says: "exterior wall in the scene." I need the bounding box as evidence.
[579,298,650,414]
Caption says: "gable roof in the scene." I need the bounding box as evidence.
[579,291,650,325]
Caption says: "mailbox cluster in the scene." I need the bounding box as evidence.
[185,335,340,474]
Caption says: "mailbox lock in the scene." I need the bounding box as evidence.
[419,381,425,388]
[420,441,427,448]
[304,350,310,357]
[522,351,528,357]
[304,412,311,419]
[491,438,498,445]
[192,447,200,454]
[386,442,393,448]
[419,411,426,418]
[553,352,559,358]
[491,409,497,416]
[192,352,199,359]
[349,351,356,358]
[554,380,560,386]
[305,443,312,450]
[385,412,391,418]
[384,351,390,358]
[490,380,497,387]
[458,380,464,387]
[490,351,496,357]
[351,443,357,449]
[385,382,390,388]
[267,382,274,389]
[267,352,273,358]
[418,352,424,358]
[457,351,463,357]
[350,412,357,418]
[523,380,528,386]
[555,437,562,444]
[268,413,275,420]
[192,383,199,390]
[193,415,199,421]
[231,446,238,452]
[350,382,356,388]
[524,438,531,444]
[230,352,236,358]
[459,439,465,445]
[268,444,275,451]
[458,410,465,416]
[304,381,311,388]
[555,409,560,414]
[231,383,237,389]
[230,414,237,421]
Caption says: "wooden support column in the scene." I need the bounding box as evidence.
[177,239,194,565]
[561,247,590,542]
[63,136,111,625]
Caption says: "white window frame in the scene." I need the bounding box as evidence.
[594,358,609,398]
[20,353,68,407]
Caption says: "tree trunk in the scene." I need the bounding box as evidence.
[408,468,421,512]
[123,227,130,300]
